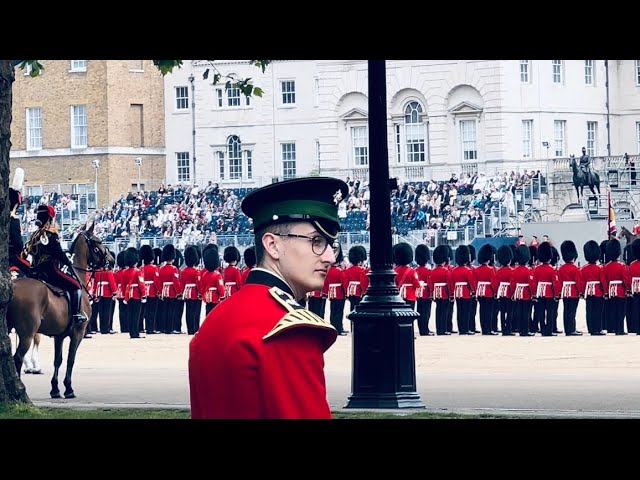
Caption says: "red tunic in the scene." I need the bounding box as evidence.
[157,264,182,299]
[223,265,243,299]
[602,260,627,298]
[474,264,496,298]
[200,270,225,304]
[532,263,561,299]
[427,265,453,300]
[510,265,534,300]
[557,262,580,298]
[121,267,147,302]
[324,265,345,300]
[180,266,202,300]
[414,265,432,299]
[624,259,640,294]
[94,269,117,298]
[141,264,160,298]
[493,265,513,299]
[450,265,477,299]
[189,269,337,419]
[578,263,606,297]
[394,265,421,301]
[342,265,368,297]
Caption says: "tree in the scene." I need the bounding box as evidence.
[0,60,269,405]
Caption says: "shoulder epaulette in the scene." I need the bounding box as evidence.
[263,286,335,341]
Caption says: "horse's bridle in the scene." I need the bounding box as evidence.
[69,232,110,303]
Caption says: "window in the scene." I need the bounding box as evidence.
[281,80,296,105]
[351,126,368,166]
[585,60,594,85]
[246,150,252,179]
[176,86,189,110]
[395,124,401,162]
[26,107,42,150]
[228,136,242,180]
[215,87,248,108]
[282,143,296,178]
[130,104,144,147]
[460,120,477,160]
[227,87,240,107]
[404,102,426,163]
[554,120,566,157]
[216,89,223,108]
[177,152,190,182]
[520,60,530,83]
[71,105,87,148]
[218,151,225,180]
[587,121,597,156]
[522,120,533,158]
[552,60,563,84]
[636,61,640,86]
[314,77,320,107]
[71,60,87,72]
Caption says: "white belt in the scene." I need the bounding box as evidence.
[476,281,491,297]
[585,281,600,297]
[224,281,237,298]
[454,282,468,298]
[536,281,552,298]
[561,281,576,298]
[97,280,109,297]
[328,283,342,299]
[433,282,446,299]
[416,280,427,298]
[514,282,530,300]
[347,280,361,297]
[632,277,640,294]
[609,280,623,298]
[204,286,219,303]
[399,283,413,299]
[127,283,139,297]
[162,281,174,297]
[496,281,510,298]
[183,283,197,298]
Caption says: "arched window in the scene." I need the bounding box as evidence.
[404,102,426,163]
[228,135,242,180]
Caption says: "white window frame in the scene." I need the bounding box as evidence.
[552,60,563,84]
[554,120,566,157]
[176,152,190,183]
[175,86,189,111]
[281,142,297,178]
[520,60,530,83]
[586,121,597,156]
[280,80,296,106]
[585,60,594,86]
[404,101,427,163]
[460,120,477,161]
[351,126,369,166]
[26,107,42,151]
[217,151,225,180]
[395,124,401,163]
[70,60,87,72]
[246,150,253,179]
[522,120,533,158]
[636,61,640,86]
[228,136,242,180]
[214,87,250,109]
[71,105,87,149]
[227,87,241,107]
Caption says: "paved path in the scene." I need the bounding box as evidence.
[17,300,640,418]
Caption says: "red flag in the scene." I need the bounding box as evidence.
[608,188,616,235]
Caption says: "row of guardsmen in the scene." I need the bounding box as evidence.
[304,237,640,338]
[84,243,257,339]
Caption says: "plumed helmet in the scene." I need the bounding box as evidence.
[153,247,163,265]
[509,244,518,266]
[224,245,241,264]
[632,238,640,263]
[478,243,494,264]
[162,243,176,262]
[433,245,448,265]
[116,250,127,269]
[497,245,513,267]
[606,238,621,261]
[357,245,368,264]
[184,245,199,267]
[551,246,560,266]
[560,240,578,263]
[415,244,431,266]
[537,241,552,263]
[139,244,154,265]
[124,247,139,268]
[583,240,601,263]
[455,244,470,266]
[599,240,608,263]
[468,244,476,264]
[348,246,363,265]
[9,167,24,210]
[393,242,414,266]
[203,245,220,271]
[243,246,256,268]
[515,244,530,265]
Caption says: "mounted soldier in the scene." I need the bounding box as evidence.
[579,146,596,185]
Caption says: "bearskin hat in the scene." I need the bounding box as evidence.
[202,243,217,260]
[184,245,199,267]
[108,250,116,269]
[153,247,163,265]
[528,245,538,266]
[415,244,431,267]
[599,240,608,263]
[508,244,517,266]
[139,244,154,265]
[335,244,344,264]
[116,250,127,269]
[560,240,578,263]
[9,188,22,210]
[497,245,513,267]
[203,245,220,272]
[455,245,470,267]
[433,245,448,265]
[583,240,600,264]
[175,248,184,268]
[189,244,202,263]
[393,242,414,266]
[244,246,257,268]
[478,243,494,265]
[551,246,559,266]
[348,245,363,265]
[606,238,621,261]
[468,244,476,264]
[445,244,454,263]
[162,243,176,262]
[632,239,640,263]
[537,241,552,263]
[124,247,139,268]
[357,245,368,264]
[515,244,530,265]
[224,245,241,264]
[624,244,634,265]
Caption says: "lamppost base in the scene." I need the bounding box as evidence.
[345,392,425,409]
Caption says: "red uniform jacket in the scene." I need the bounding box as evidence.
[342,265,368,298]
[324,265,345,300]
[241,266,253,285]
[394,265,421,302]
[557,262,581,298]
[94,269,117,298]
[510,265,534,300]
[625,259,640,294]
[414,265,432,300]
[474,264,496,298]
[427,265,453,300]
[141,264,160,298]
[200,270,225,304]
[578,263,606,297]
[450,265,477,299]
[188,269,336,419]
[493,265,513,299]
[532,263,561,299]
[308,289,324,299]
[223,265,243,299]
[113,268,125,300]
[602,260,627,298]
[180,266,202,300]
[157,263,182,299]
[121,267,147,302]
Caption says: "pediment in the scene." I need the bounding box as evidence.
[340,107,368,121]
[449,101,483,115]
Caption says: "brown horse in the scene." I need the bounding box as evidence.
[619,226,639,246]
[7,222,112,399]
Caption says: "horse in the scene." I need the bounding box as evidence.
[7,221,112,399]
[570,154,601,203]
[619,226,639,246]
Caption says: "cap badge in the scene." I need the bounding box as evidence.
[333,189,343,205]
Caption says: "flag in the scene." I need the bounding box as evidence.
[608,188,616,236]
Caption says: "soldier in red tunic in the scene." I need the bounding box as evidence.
[493,245,514,335]
[427,245,453,335]
[558,240,583,335]
[222,246,243,300]
[625,239,640,335]
[414,244,433,336]
[121,247,147,338]
[181,246,203,335]
[343,245,368,313]
[602,239,627,335]
[393,242,421,310]
[450,245,476,335]
[475,243,497,335]
[532,242,561,336]
[188,176,348,419]
[200,245,225,316]
[578,240,606,335]
[325,246,347,334]
[139,244,160,334]
[510,245,535,336]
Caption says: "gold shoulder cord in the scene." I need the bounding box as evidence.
[263,287,336,341]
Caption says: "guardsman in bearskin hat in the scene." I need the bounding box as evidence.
[180,246,202,335]
[121,246,147,338]
[549,245,563,334]
[139,244,161,334]
[475,243,497,335]
[154,247,163,268]
[623,243,636,334]
[343,245,368,313]
[494,245,515,335]
[9,168,31,278]
[200,245,225,316]
[393,242,421,311]
[414,244,434,336]
[93,246,118,335]
[558,240,582,335]
[324,244,347,335]
[626,239,640,335]
[578,240,606,335]
[157,244,182,334]
[427,245,453,335]
[603,238,627,335]
[467,244,479,333]
[445,244,456,333]
[222,246,243,300]
[189,176,348,418]
[510,245,534,336]
[113,250,128,333]
[527,244,541,333]
[241,246,257,285]
[450,245,476,335]
[532,242,561,336]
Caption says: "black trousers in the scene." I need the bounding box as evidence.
[89,302,99,332]
[126,299,142,338]
[97,297,114,334]
[416,298,433,335]
[513,300,532,335]
[185,299,202,335]
[455,298,471,334]
[478,297,495,334]
[205,302,219,316]
[435,299,451,335]
[536,297,555,336]
[307,297,326,319]
[142,296,159,333]
[157,298,178,334]
[625,296,636,333]
[497,297,513,335]
[469,298,478,332]
[118,299,128,333]
[562,298,579,334]
[631,294,640,335]
[447,299,455,333]
[329,298,346,333]
[174,299,185,333]
[347,295,361,312]
[585,296,604,333]
[608,297,626,334]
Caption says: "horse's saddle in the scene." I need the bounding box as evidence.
[27,271,69,299]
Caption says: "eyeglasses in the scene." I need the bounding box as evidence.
[274,233,340,256]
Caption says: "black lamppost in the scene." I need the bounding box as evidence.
[344,60,424,409]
